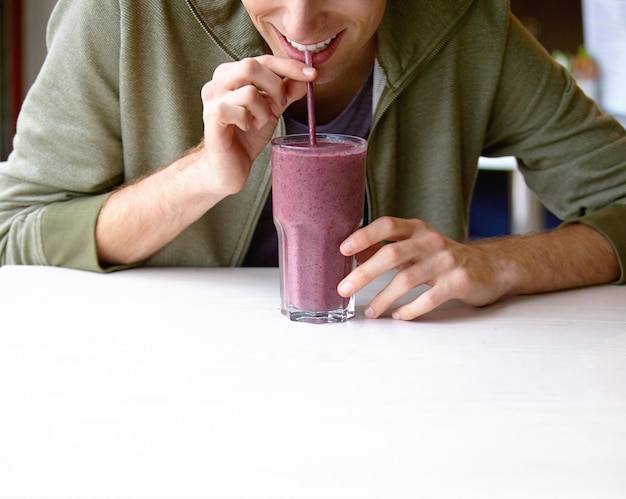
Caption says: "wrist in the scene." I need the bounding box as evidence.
[471,225,620,296]
[176,138,253,201]
[167,141,231,207]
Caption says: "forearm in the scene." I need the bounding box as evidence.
[473,223,620,296]
[95,144,225,266]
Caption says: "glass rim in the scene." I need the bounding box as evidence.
[271,133,367,148]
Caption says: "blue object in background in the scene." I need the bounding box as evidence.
[469,170,561,239]
[469,170,510,238]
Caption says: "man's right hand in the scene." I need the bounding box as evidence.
[199,54,316,197]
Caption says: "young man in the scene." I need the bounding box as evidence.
[1,0,625,320]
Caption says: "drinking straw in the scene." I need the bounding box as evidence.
[304,50,316,146]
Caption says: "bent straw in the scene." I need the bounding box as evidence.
[304,50,316,146]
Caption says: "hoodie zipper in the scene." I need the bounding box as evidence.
[184,0,235,61]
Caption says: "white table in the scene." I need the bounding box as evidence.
[1,266,625,499]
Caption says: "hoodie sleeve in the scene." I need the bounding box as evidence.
[483,13,626,284]
[0,0,126,271]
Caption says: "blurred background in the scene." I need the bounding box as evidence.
[512,0,584,52]
[1,0,56,159]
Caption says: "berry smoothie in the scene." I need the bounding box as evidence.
[272,134,367,323]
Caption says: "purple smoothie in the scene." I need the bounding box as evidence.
[272,134,367,321]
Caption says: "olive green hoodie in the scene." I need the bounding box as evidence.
[1,0,626,281]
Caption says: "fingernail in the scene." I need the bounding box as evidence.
[365,307,376,319]
[391,311,401,320]
[338,281,353,295]
[341,240,355,254]
[302,67,315,76]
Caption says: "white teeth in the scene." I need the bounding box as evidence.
[286,35,336,53]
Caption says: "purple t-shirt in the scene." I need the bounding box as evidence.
[242,69,373,267]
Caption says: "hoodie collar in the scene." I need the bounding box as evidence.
[185,0,269,60]
[376,0,475,90]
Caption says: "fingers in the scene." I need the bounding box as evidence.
[341,238,418,294]
[337,216,503,321]
[389,285,449,320]
[340,216,422,257]
[338,217,432,296]
[370,270,450,320]
[203,55,316,128]
[203,85,274,135]
[198,55,317,200]
[355,254,443,320]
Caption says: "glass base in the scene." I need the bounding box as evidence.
[282,301,355,324]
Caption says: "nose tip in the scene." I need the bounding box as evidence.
[280,6,329,44]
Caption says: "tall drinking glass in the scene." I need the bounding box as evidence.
[271,133,367,323]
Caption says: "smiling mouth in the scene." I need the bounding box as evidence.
[285,35,338,53]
